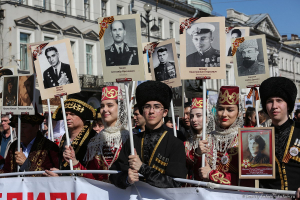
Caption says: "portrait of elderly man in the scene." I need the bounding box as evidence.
[154,47,176,81]
[18,75,34,106]
[43,46,73,89]
[105,20,139,66]
[186,23,220,67]
[227,29,242,56]
[244,133,270,164]
[237,39,265,76]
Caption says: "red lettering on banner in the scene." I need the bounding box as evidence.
[28,193,45,200]
[8,193,22,200]
[71,193,87,200]
[50,193,67,200]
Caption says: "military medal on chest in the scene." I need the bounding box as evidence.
[221,153,229,165]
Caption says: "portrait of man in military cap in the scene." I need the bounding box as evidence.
[104,19,139,66]
[236,38,265,76]
[2,76,17,106]
[153,44,177,81]
[186,22,220,67]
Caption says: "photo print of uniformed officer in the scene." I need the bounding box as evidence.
[152,44,176,81]
[236,39,265,77]
[104,19,139,66]
[186,22,220,67]
[184,80,203,99]
[3,76,18,106]
[38,43,73,89]
[226,29,245,56]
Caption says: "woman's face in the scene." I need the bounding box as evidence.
[250,112,256,125]
[249,138,259,155]
[190,108,203,132]
[100,100,118,127]
[217,104,239,129]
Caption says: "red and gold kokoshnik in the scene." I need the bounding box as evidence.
[192,98,203,109]
[218,86,239,105]
[101,86,118,101]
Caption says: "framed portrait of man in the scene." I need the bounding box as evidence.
[2,75,36,115]
[239,127,275,179]
[168,86,183,117]
[233,35,270,89]
[244,95,254,109]
[180,17,226,79]
[32,38,80,100]
[99,14,145,82]
[149,39,181,88]
[184,79,203,99]
[226,27,250,63]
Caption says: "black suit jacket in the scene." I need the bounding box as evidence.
[105,43,139,66]
[43,63,73,89]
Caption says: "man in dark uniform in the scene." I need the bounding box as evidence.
[186,23,220,67]
[237,39,265,76]
[3,77,17,106]
[110,81,187,189]
[43,46,73,89]
[105,20,139,66]
[154,47,176,81]
[259,77,300,198]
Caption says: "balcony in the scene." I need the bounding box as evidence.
[79,74,105,92]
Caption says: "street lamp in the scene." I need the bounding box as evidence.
[140,3,159,42]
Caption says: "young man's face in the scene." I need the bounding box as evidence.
[133,108,146,127]
[46,50,60,67]
[157,51,168,64]
[142,101,168,129]
[265,97,289,125]
[192,32,213,52]
[183,107,191,127]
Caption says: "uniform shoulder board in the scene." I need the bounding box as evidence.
[105,45,111,51]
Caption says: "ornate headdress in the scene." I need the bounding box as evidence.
[191,97,203,109]
[218,86,239,105]
[85,86,128,162]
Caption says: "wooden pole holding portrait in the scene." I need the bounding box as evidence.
[47,99,54,142]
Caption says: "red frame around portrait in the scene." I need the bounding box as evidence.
[238,127,275,179]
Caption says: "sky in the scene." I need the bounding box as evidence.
[211,0,300,39]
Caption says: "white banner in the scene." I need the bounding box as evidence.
[0,177,294,200]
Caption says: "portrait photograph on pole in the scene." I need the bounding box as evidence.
[180,17,226,79]
[99,14,145,82]
[226,27,250,63]
[239,127,275,179]
[2,75,36,115]
[168,86,183,117]
[32,38,80,99]
[184,79,203,99]
[142,42,154,81]
[233,35,270,88]
[150,39,181,87]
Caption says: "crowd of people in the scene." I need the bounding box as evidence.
[0,77,299,198]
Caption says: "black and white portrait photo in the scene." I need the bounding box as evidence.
[244,95,253,109]
[152,44,176,81]
[184,80,203,98]
[186,22,220,67]
[38,44,73,89]
[226,28,245,56]
[236,38,266,77]
[104,19,139,66]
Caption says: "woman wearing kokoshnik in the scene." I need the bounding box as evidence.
[185,97,205,181]
[197,86,254,186]
[63,86,129,181]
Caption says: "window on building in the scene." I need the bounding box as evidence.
[65,0,71,15]
[70,41,75,58]
[84,0,90,20]
[157,18,163,38]
[286,59,289,71]
[20,33,30,71]
[282,58,285,70]
[117,6,123,15]
[169,21,174,39]
[101,1,107,17]
[226,70,229,85]
[44,36,54,41]
[19,0,27,4]
[86,44,93,75]
[291,60,293,72]
[43,0,51,10]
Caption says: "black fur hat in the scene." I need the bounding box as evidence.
[136,81,172,115]
[53,92,96,121]
[260,77,297,114]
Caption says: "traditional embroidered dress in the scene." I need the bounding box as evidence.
[184,97,204,181]
[73,86,129,182]
[205,86,254,186]
[0,132,59,176]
